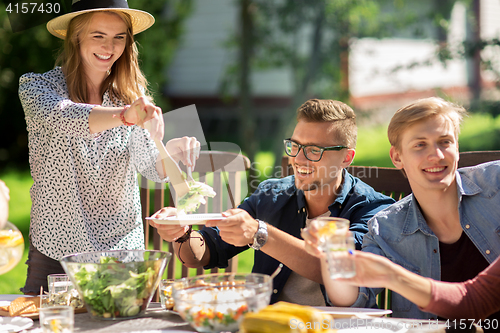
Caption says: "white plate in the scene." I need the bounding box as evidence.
[146,213,226,225]
[0,317,34,332]
[0,295,31,302]
[0,295,32,308]
[314,306,392,318]
[333,318,447,333]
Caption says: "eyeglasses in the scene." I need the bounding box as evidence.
[283,139,348,162]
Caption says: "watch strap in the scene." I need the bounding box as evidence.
[249,219,268,250]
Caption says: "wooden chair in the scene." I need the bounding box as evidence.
[280,150,500,311]
[281,150,500,200]
[281,156,411,200]
[141,150,251,281]
[458,150,500,168]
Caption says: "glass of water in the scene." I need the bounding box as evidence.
[159,279,175,311]
[48,274,72,295]
[39,306,74,333]
[315,217,356,279]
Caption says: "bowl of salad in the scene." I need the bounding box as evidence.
[60,250,171,320]
[172,273,272,333]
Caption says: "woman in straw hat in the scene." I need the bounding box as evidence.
[19,0,200,293]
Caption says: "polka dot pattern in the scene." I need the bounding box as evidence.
[19,67,165,260]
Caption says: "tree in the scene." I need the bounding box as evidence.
[225,0,430,168]
[0,2,63,170]
[135,0,193,110]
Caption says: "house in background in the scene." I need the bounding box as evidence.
[165,0,500,143]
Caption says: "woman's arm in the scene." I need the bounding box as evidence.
[20,72,163,140]
[89,97,163,140]
[302,220,432,307]
[336,251,432,308]
[422,256,500,320]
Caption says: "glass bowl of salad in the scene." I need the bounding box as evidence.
[60,250,171,320]
[172,273,272,333]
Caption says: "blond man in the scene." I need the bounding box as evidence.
[304,97,500,323]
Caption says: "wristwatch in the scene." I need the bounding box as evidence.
[249,219,268,250]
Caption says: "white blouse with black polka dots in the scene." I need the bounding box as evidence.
[19,67,165,260]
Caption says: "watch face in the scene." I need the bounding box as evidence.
[256,232,267,245]
[251,220,268,250]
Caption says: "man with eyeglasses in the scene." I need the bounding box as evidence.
[150,99,394,306]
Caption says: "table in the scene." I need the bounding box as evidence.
[24,303,197,333]
[330,317,484,332]
[20,304,485,333]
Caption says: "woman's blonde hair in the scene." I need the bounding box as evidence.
[55,11,151,105]
[388,97,467,151]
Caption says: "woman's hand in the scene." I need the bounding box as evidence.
[125,97,164,141]
[149,207,189,242]
[336,251,432,308]
[301,220,325,259]
[166,137,201,172]
[336,251,398,288]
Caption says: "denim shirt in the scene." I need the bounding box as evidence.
[355,161,500,318]
[199,170,395,304]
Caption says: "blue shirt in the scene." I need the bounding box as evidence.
[355,161,500,318]
[199,170,395,303]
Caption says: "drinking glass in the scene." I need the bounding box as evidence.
[40,294,50,308]
[0,221,24,274]
[47,273,85,309]
[159,279,175,311]
[315,217,356,279]
[39,306,74,333]
[48,274,72,295]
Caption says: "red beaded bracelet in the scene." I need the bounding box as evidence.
[119,105,134,126]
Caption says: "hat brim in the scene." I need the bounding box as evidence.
[47,8,154,39]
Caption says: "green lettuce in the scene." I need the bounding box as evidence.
[73,257,157,318]
[177,181,216,213]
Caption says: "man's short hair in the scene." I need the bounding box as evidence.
[296,99,357,148]
[388,97,467,151]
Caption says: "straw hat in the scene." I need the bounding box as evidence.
[47,0,155,39]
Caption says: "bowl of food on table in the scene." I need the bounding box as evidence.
[60,250,171,320]
[172,272,272,333]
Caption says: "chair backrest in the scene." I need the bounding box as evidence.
[141,150,251,280]
[281,150,500,200]
[458,150,500,168]
[280,156,411,200]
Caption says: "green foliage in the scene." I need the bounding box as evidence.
[0,169,32,235]
[0,249,27,294]
[220,0,454,167]
[134,0,193,110]
[245,0,432,100]
[0,3,63,169]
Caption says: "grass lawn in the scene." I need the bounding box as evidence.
[0,170,32,294]
[1,112,500,294]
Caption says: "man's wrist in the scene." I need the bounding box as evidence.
[249,219,268,250]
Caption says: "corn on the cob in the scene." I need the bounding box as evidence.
[240,302,335,333]
[240,311,307,333]
[262,302,332,333]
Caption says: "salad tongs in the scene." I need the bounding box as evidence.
[140,115,190,198]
